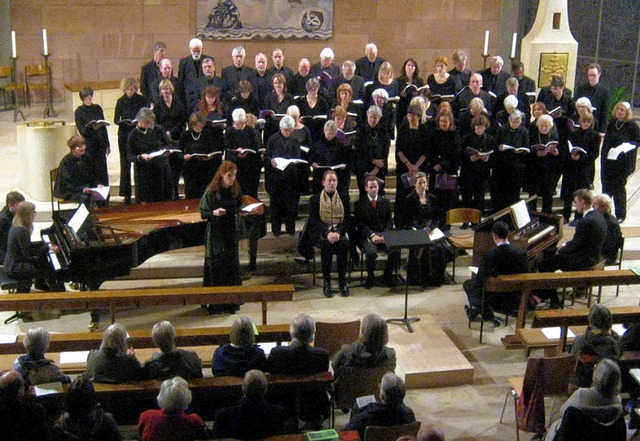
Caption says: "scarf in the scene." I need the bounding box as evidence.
[319,190,344,230]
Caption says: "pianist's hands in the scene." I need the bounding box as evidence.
[48,243,60,253]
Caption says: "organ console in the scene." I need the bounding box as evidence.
[472,198,563,267]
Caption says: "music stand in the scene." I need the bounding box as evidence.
[382,229,437,333]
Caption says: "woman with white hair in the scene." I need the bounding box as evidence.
[87,323,143,383]
[225,108,263,199]
[138,376,208,441]
[355,105,389,198]
[528,113,561,214]
[265,115,303,236]
[601,101,640,223]
[13,327,70,388]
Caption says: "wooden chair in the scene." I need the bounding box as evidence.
[364,420,421,441]
[331,365,389,427]
[499,353,576,441]
[314,320,361,359]
[606,235,625,297]
[560,260,606,308]
[24,64,50,107]
[0,66,25,109]
[49,168,74,212]
[445,208,481,281]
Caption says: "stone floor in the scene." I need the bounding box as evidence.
[1,103,640,440]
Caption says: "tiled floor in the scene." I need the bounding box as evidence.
[1,104,639,440]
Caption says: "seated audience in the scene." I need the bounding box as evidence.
[463,221,528,326]
[593,194,623,264]
[13,327,71,388]
[138,376,209,441]
[267,313,330,430]
[345,372,416,439]
[545,359,623,441]
[0,370,52,440]
[87,323,143,383]
[570,304,621,389]
[143,321,203,380]
[354,177,400,288]
[53,375,122,441]
[0,191,24,264]
[53,134,102,206]
[213,370,285,439]
[307,169,351,298]
[333,313,396,379]
[212,315,267,377]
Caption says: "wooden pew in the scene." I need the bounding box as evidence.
[0,284,295,325]
[484,270,640,346]
[35,372,334,425]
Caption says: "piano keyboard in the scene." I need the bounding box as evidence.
[42,234,61,270]
[528,225,556,245]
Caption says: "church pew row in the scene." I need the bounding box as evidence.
[0,284,294,325]
[34,372,334,425]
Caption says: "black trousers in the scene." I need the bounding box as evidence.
[320,238,349,285]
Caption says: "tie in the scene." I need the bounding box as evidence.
[371,199,377,209]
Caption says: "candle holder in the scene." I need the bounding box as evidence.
[481,53,491,70]
[42,53,57,119]
[509,56,517,68]
[9,56,25,122]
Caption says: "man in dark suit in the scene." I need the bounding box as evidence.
[463,221,528,326]
[267,314,330,430]
[221,46,255,98]
[478,55,510,98]
[140,41,166,101]
[213,370,285,439]
[355,43,385,83]
[150,58,179,103]
[310,47,341,80]
[291,58,312,97]
[494,76,531,122]
[355,175,400,288]
[329,60,366,105]
[449,50,472,90]
[177,38,211,105]
[511,60,536,94]
[249,52,270,109]
[452,73,492,118]
[187,57,227,113]
[574,63,610,134]
[0,191,24,264]
[266,47,294,86]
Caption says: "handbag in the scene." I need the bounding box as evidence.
[435,174,458,190]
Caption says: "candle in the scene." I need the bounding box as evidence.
[511,32,518,59]
[483,30,490,56]
[42,28,48,55]
[11,31,16,58]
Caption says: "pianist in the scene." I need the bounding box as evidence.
[53,135,104,206]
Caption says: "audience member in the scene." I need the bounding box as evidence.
[140,40,166,101]
[346,372,416,439]
[213,370,285,439]
[13,327,71,388]
[212,315,267,377]
[138,376,209,441]
[0,191,25,264]
[267,313,330,430]
[143,321,203,380]
[0,370,52,440]
[53,375,122,441]
[87,323,143,383]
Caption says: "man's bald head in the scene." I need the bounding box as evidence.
[0,370,25,399]
[419,423,445,441]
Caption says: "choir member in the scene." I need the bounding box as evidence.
[310,120,350,195]
[140,40,166,102]
[511,60,536,95]
[266,48,294,85]
[249,52,269,109]
[287,105,313,195]
[428,110,460,213]
[310,47,340,80]
[262,73,295,145]
[528,114,562,214]
[180,113,222,199]
[478,55,509,97]
[536,74,576,146]
[369,62,398,106]
[452,73,492,118]
[426,56,462,101]
[574,63,610,134]
[151,58,179,104]
[494,77,531,123]
[188,57,227,114]
[460,114,494,213]
[449,50,472,90]
[74,86,110,187]
[355,106,389,197]
[355,43,386,83]
[329,60,366,106]
[177,38,209,106]
[371,88,395,143]
[227,80,260,120]
[396,57,425,127]
[334,83,363,128]
[458,96,490,138]
[290,58,312,97]
[296,78,330,143]
[221,46,255,97]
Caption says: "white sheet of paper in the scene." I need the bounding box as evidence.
[34,381,63,396]
[242,202,263,212]
[612,323,626,336]
[468,266,479,275]
[429,228,445,241]
[258,341,288,355]
[0,334,17,344]
[59,350,90,364]
[541,327,576,340]
[68,203,90,233]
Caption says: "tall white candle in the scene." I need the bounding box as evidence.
[511,32,518,59]
[483,30,490,56]
[11,31,16,58]
[42,28,48,55]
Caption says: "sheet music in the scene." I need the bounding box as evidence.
[34,382,63,396]
[541,327,576,340]
[258,341,288,355]
[59,350,90,364]
[68,203,90,234]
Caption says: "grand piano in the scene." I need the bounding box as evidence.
[471,198,563,268]
[41,199,207,290]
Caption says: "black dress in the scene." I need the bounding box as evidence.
[114,93,148,200]
[460,131,494,211]
[426,74,461,98]
[154,96,187,199]
[355,122,389,197]
[562,127,600,220]
[394,121,428,227]
[126,125,173,203]
[262,92,295,144]
[491,124,529,212]
[297,95,330,143]
[428,128,461,213]
[528,126,563,213]
[74,104,110,186]
[179,128,223,199]
[53,152,99,204]
[225,125,263,198]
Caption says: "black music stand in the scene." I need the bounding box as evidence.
[382,229,443,333]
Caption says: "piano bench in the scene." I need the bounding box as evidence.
[0,267,22,292]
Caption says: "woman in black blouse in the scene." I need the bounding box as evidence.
[428,111,460,213]
[114,77,148,204]
[426,56,462,102]
[396,58,425,127]
[528,114,562,214]
[296,77,330,143]
[601,102,640,222]
[370,61,398,105]
[460,114,494,213]
[227,80,261,121]
[180,112,222,199]
[262,73,295,145]
[74,86,110,187]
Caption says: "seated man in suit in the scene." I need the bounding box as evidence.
[143,321,203,380]
[345,372,416,440]
[463,221,528,326]
[213,370,285,439]
[355,175,400,288]
[267,313,330,431]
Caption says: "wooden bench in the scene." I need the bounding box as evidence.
[484,270,640,345]
[0,284,295,325]
[35,372,334,424]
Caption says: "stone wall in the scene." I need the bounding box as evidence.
[11,0,502,103]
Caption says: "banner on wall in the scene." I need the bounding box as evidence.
[196,0,333,40]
